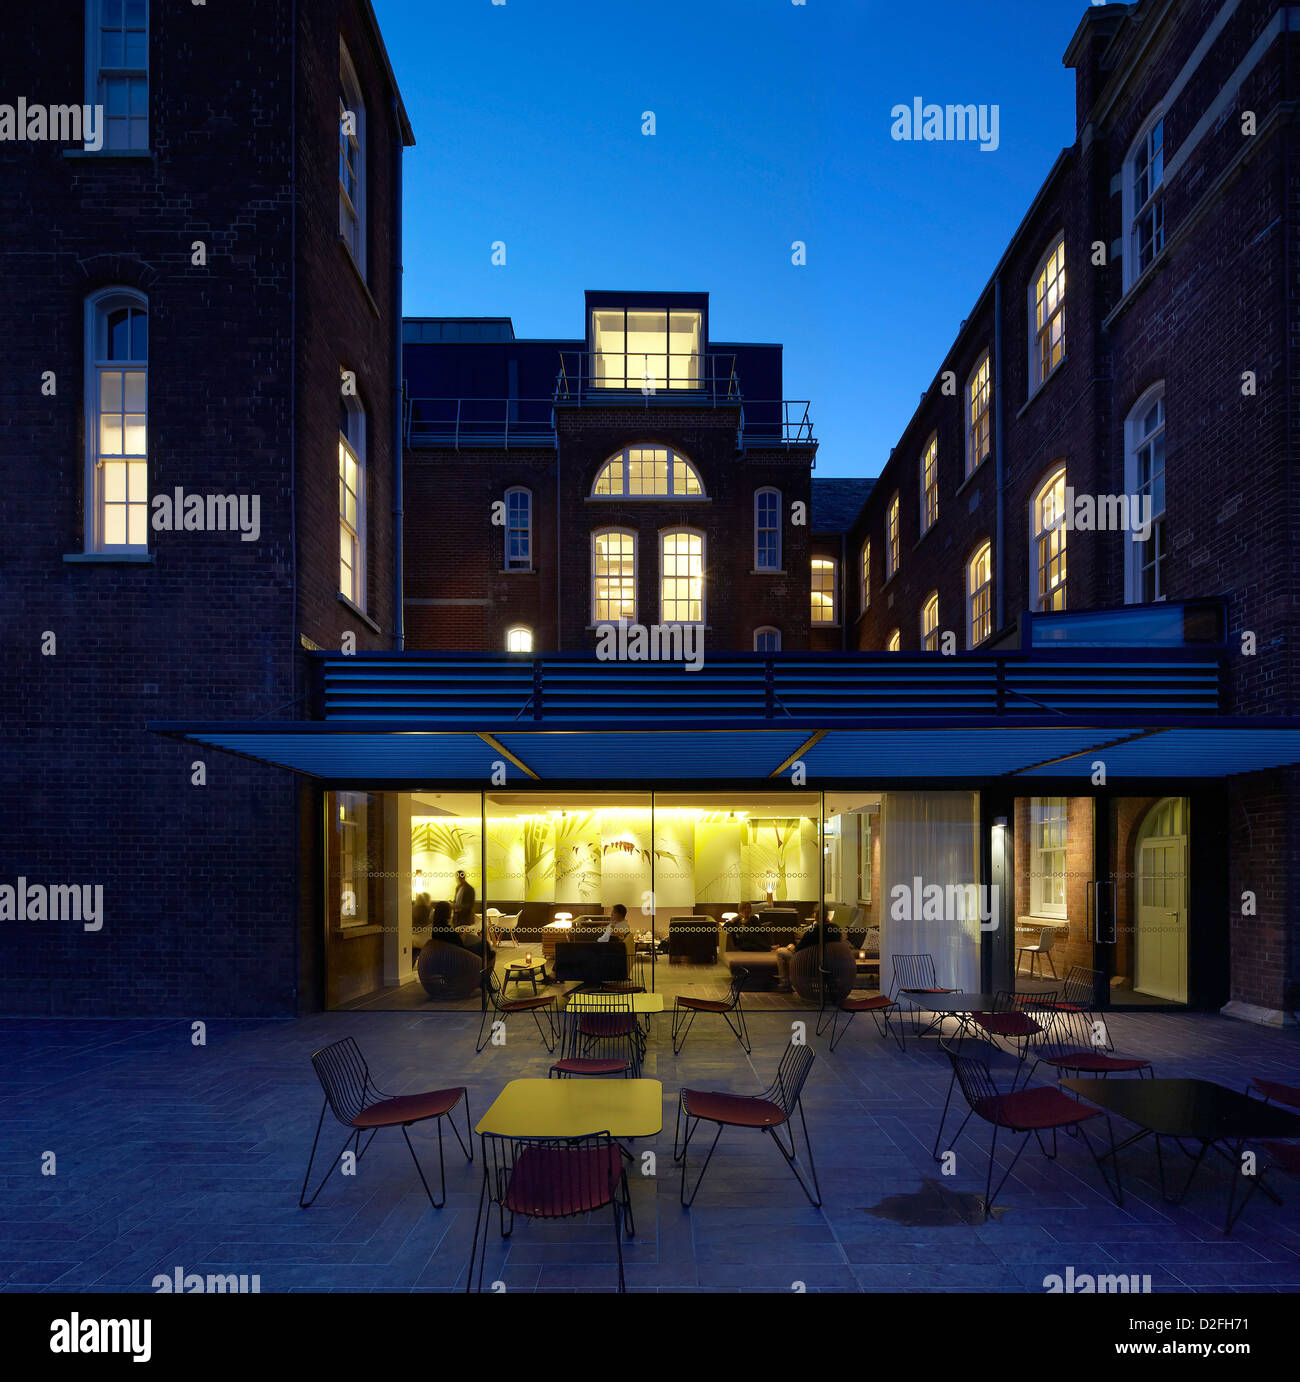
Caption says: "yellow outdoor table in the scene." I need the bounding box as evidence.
[566,991,664,1014]
[476,1078,663,1139]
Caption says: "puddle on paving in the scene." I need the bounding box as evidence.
[865,1179,1008,1226]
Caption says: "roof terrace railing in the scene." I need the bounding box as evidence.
[403,396,557,449]
[554,350,741,404]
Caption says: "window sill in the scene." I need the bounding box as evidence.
[1105,245,1171,330]
[956,457,990,498]
[912,524,938,554]
[1018,358,1067,419]
[750,568,786,576]
[337,237,380,319]
[338,923,383,938]
[338,592,381,634]
[62,148,152,160]
[64,551,155,564]
[500,567,535,575]
[584,496,711,504]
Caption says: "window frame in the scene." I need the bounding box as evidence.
[1030,464,1068,613]
[1124,383,1167,605]
[753,626,782,652]
[84,286,149,553]
[339,40,367,276]
[886,629,901,653]
[503,486,532,572]
[753,487,782,571]
[811,556,838,627]
[1029,796,1068,919]
[659,527,706,626]
[885,492,900,580]
[591,527,638,625]
[919,433,939,534]
[86,0,149,152]
[966,539,993,648]
[966,352,991,477]
[505,626,534,653]
[590,445,706,500]
[1028,234,1066,394]
[339,388,367,609]
[921,591,940,651]
[589,307,703,391]
[1123,112,1165,290]
[859,539,871,615]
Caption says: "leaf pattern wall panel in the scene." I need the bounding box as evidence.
[553,810,602,906]
[411,818,480,898]
[598,808,653,911]
[521,815,556,903]
[694,815,742,904]
[486,816,526,901]
[653,810,696,909]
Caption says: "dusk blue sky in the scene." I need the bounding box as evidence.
[375,0,1091,477]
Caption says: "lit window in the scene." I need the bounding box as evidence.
[506,626,533,653]
[754,626,781,652]
[859,539,870,614]
[339,42,366,272]
[1126,115,1165,286]
[811,557,837,625]
[754,488,781,570]
[1030,236,1066,391]
[1125,387,1166,604]
[1030,797,1068,918]
[967,540,992,647]
[886,629,901,653]
[966,353,991,476]
[88,0,148,151]
[86,289,148,551]
[920,435,939,533]
[592,529,637,623]
[921,592,939,651]
[591,446,704,498]
[886,493,900,579]
[339,390,366,606]
[504,487,531,570]
[590,308,702,390]
[1032,465,1067,612]
[660,530,704,624]
[336,792,368,928]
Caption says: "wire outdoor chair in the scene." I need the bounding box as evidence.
[968,989,1058,1067]
[477,968,558,1054]
[551,991,644,1078]
[299,1036,471,1209]
[466,1132,634,1293]
[889,953,958,1038]
[674,1043,821,1207]
[672,967,751,1055]
[1026,1004,1152,1086]
[815,964,902,1052]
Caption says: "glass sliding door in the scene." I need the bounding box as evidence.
[1008,795,1095,996]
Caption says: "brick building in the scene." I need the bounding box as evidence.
[0,1,411,1015]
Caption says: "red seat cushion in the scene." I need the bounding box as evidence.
[503,1146,622,1217]
[502,994,554,1012]
[682,1089,788,1128]
[676,996,731,1013]
[1252,1079,1300,1111]
[576,1014,638,1037]
[1260,1141,1300,1177]
[1043,1052,1149,1074]
[840,995,896,1013]
[901,987,954,995]
[351,1087,464,1128]
[973,1012,1043,1037]
[551,1057,632,1075]
[974,1086,1101,1132]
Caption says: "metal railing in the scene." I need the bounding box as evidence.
[403,397,557,449]
[739,399,816,447]
[554,351,741,404]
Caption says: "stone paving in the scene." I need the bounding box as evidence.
[1,1007,1299,1292]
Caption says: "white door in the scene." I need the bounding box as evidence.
[1134,798,1188,1002]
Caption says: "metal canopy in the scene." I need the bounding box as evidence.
[148,718,1300,784]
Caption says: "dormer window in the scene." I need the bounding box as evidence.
[590,308,702,390]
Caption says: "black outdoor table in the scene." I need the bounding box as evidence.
[897,991,1001,1041]
[1063,1076,1300,1233]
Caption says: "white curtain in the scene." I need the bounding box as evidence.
[880,792,982,992]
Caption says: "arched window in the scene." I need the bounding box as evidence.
[754,626,781,652]
[966,352,991,476]
[339,41,366,272]
[660,529,704,624]
[591,529,637,623]
[754,487,781,570]
[859,539,871,614]
[339,384,367,607]
[886,629,901,653]
[87,0,149,150]
[85,288,148,551]
[811,557,837,625]
[1029,235,1065,392]
[504,486,532,570]
[1125,385,1166,604]
[966,540,993,647]
[919,434,939,534]
[885,492,900,579]
[1124,113,1165,289]
[506,626,533,653]
[921,592,940,651]
[1031,465,1067,612]
[591,445,704,498]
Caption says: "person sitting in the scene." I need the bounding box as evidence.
[607,903,631,937]
[411,892,432,932]
[774,909,842,992]
[727,901,754,929]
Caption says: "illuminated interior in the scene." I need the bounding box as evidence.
[590,308,703,389]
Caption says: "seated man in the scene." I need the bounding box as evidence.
[607,903,631,937]
[429,899,495,966]
[774,909,842,993]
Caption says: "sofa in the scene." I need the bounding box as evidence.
[553,929,634,984]
[667,917,719,964]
